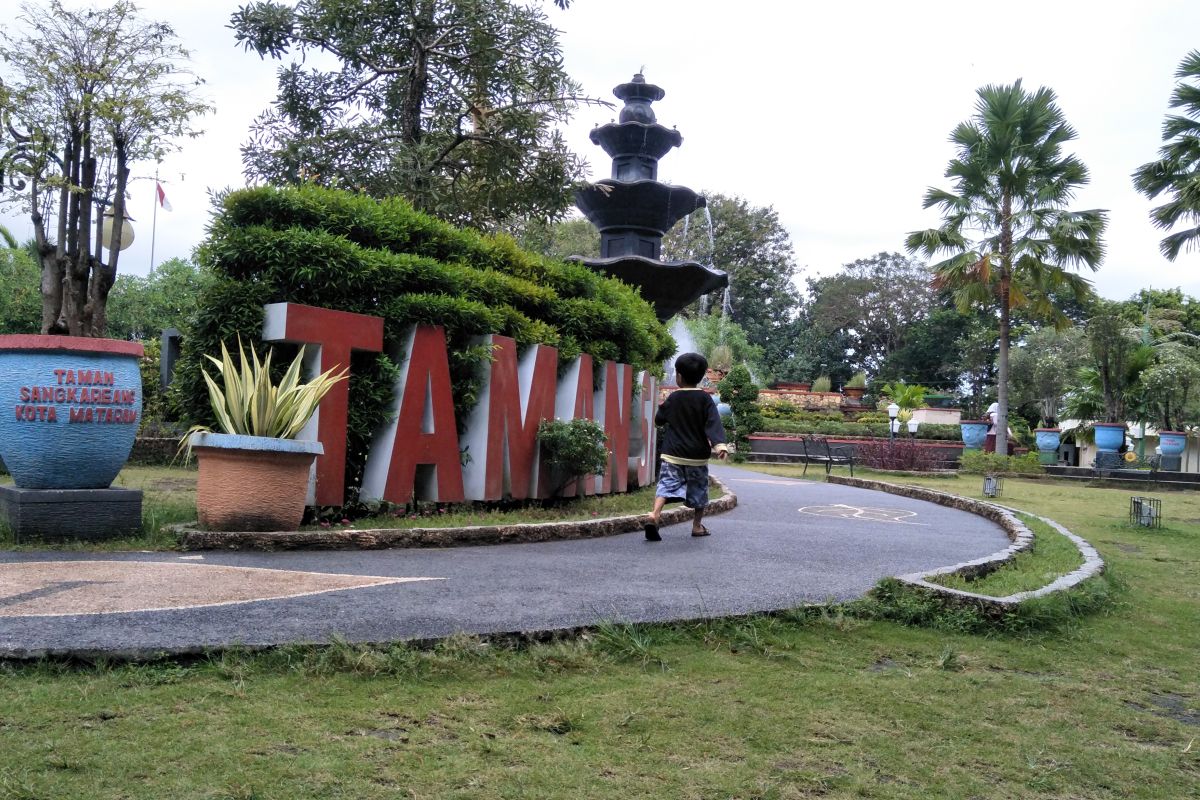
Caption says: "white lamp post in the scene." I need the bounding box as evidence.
[886,402,899,442]
[907,418,919,439]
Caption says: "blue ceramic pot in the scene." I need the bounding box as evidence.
[1158,431,1187,456]
[1094,423,1126,453]
[1035,428,1061,453]
[0,335,143,489]
[960,420,988,450]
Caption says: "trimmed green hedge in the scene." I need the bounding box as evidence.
[175,185,673,507]
[758,417,964,441]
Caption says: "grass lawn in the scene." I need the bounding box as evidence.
[0,467,1197,798]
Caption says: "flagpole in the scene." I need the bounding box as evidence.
[150,168,159,273]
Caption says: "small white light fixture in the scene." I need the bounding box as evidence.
[100,211,135,251]
[907,419,919,436]
[891,419,900,434]
[886,402,899,420]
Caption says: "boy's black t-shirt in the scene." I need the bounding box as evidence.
[656,388,726,464]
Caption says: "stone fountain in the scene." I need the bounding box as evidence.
[573,74,727,321]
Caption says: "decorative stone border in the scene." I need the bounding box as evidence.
[827,475,1104,608]
[178,477,736,551]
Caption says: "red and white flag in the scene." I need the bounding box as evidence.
[156,182,172,212]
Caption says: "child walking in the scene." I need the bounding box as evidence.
[644,352,728,542]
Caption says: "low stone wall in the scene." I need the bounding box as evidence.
[827,475,1104,608]
[180,477,737,551]
[129,437,181,466]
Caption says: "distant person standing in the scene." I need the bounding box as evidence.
[644,353,728,542]
[984,401,1016,453]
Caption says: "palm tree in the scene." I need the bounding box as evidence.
[906,81,1106,455]
[1133,51,1200,260]
[0,225,18,250]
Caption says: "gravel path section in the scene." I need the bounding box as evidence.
[0,466,1011,658]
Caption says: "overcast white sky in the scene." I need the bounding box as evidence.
[3,0,1199,302]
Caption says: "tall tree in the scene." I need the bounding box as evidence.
[807,253,937,375]
[0,0,209,337]
[662,193,802,377]
[906,81,1106,455]
[1008,326,1087,427]
[1133,50,1200,260]
[105,257,214,340]
[232,0,600,230]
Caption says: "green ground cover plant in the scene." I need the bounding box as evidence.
[0,468,1196,798]
[931,513,1085,597]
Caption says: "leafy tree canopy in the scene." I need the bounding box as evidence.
[808,252,936,376]
[105,258,215,341]
[906,80,1106,453]
[231,0,601,229]
[662,193,801,377]
[1133,50,1200,260]
[0,0,209,336]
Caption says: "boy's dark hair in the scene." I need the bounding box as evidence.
[674,352,708,386]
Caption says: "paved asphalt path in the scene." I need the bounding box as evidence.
[0,466,1009,657]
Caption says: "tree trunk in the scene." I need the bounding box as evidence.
[996,276,1011,457]
[86,150,128,338]
[996,194,1013,458]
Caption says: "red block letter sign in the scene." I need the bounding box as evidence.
[262,302,384,505]
[360,325,464,503]
[595,360,633,494]
[629,370,658,487]
[552,355,595,497]
[460,336,558,501]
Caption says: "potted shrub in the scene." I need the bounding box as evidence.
[183,340,346,531]
[536,418,609,498]
[811,375,833,393]
[843,371,867,401]
[1034,425,1062,465]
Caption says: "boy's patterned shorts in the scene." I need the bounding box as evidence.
[655,461,710,509]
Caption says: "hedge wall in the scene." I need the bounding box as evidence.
[174,185,674,507]
[758,416,964,441]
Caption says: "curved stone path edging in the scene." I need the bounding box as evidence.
[827,475,1105,608]
[178,477,737,551]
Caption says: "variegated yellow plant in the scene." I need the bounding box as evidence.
[180,338,347,455]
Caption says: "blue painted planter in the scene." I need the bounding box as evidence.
[1158,431,1187,456]
[1035,428,1061,452]
[1093,423,1126,453]
[0,335,144,489]
[959,420,989,450]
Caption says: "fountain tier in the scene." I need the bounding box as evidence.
[572,73,726,322]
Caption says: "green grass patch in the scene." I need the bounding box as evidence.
[930,513,1085,596]
[1,465,1197,797]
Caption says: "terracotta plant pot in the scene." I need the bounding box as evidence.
[0,335,143,489]
[843,386,865,401]
[189,432,324,531]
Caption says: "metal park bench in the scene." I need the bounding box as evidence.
[745,435,854,476]
[801,435,855,477]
